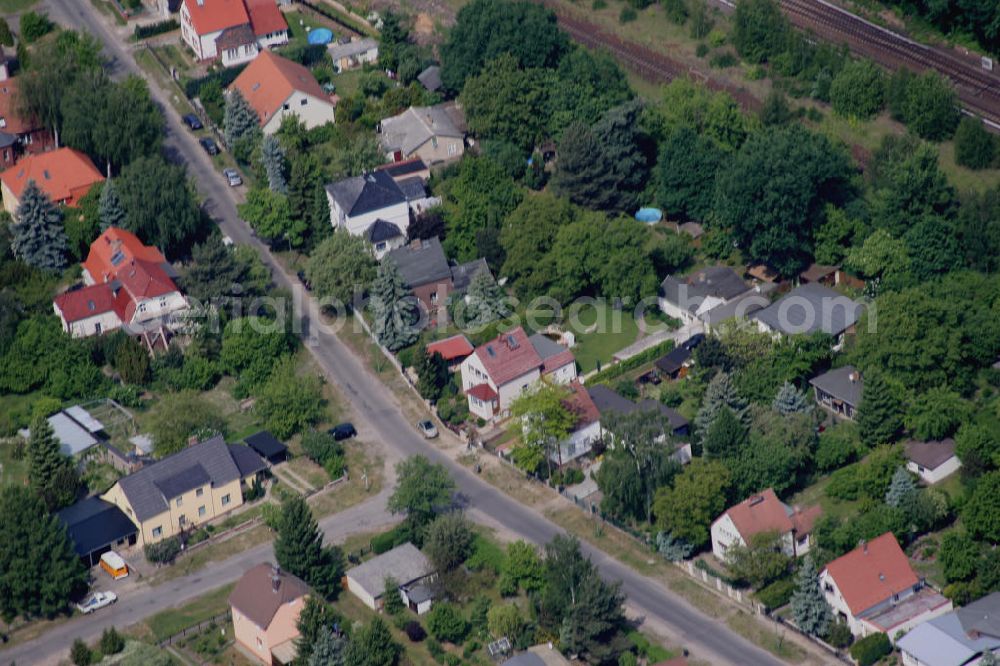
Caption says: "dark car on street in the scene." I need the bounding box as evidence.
[182,114,203,130]
[199,137,219,155]
[682,333,705,351]
[329,423,357,440]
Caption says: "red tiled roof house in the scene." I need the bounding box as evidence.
[0,148,103,218]
[459,326,577,421]
[52,228,188,338]
[229,51,335,134]
[426,334,475,369]
[820,532,952,641]
[710,488,821,562]
[230,563,311,665]
[180,0,288,67]
[0,61,55,167]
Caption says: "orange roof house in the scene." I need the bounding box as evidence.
[0,148,103,216]
[711,488,821,561]
[229,51,335,134]
[180,0,287,66]
[820,532,953,640]
[0,70,55,167]
[52,228,188,339]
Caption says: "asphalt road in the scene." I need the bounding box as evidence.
[5,3,789,664]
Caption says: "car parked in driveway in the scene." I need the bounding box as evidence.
[199,137,219,155]
[223,168,242,186]
[417,420,438,439]
[76,591,117,614]
[182,114,203,130]
[329,423,357,440]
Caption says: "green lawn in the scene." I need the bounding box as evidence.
[284,9,336,48]
[330,68,365,97]
[787,475,860,522]
[0,0,36,11]
[568,301,640,373]
[144,584,235,642]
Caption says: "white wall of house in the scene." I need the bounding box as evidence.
[371,236,406,260]
[408,136,464,165]
[497,369,541,411]
[261,91,335,135]
[819,571,868,637]
[710,513,746,562]
[658,297,695,324]
[327,195,410,237]
[220,42,259,67]
[345,576,379,611]
[131,291,189,325]
[460,354,498,421]
[54,305,123,338]
[552,421,601,466]
[906,457,961,485]
[544,361,578,385]
[256,29,289,49]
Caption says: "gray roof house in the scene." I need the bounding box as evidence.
[809,365,863,420]
[328,37,378,71]
[19,405,106,457]
[898,592,1000,666]
[325,171,411,238]
[112,436,264,522]
[451,258,491,292]
[345,542,434,610]
[752,282,864,340]
[379,104,466,164]
[587,385,690,439]
[658,266,752,327]
[386,237,453,290]
[417,65,442,92]
[365,219,405,259]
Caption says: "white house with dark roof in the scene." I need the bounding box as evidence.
[905,439,961,484]
[752,282,865,347]
[101,436,266,545]
[809,365,863,420]
[658,266,756,326]
[379,104,466,165]
[365,219,406,259]
[460,327,577,421]
[898,592,1000,666]
[325,170,410,237]
[585,384,691,463]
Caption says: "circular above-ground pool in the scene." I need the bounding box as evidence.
[635,207,663,224]
[308,28,334,45]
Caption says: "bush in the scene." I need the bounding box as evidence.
[954,116,997,169]
[134,19,179,40]
[824,621,853,648]
[426,638,445,662]
[849,632,891,666]
[183,65,248,99]
[592,0,607,8]
[371,526,408,554]
[405,620,427,642]
[144,537,181,564]
[754,577,795,610]
[324,453,347,479]
[262,502,282,530]
[709,51,739,68]
[465,534,506,574]
[427,603,469,643]
[619,6,637,22]
[100,627,126,655]
[301,429,342,466]
[696,43,710,58]
[20,11,54,43]
[70,638,92,666]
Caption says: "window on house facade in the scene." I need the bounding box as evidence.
[222,494,231,506]
[448,143,457,155]
[283,103,290,110]
[139,303,147,313]
[152,526,162,538]
[198,506,206,517]
[430,291,438,303]
[176,497,183,507]
[376,242,386,251]
[300,98,308,106]
[196,488,204,497]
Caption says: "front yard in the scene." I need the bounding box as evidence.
[567,301,641,374]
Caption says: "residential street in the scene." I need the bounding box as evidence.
[2,2,795,664]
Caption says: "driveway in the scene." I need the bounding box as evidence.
[9,3,794,665]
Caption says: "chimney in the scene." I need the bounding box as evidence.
[410,239,422,250]
[848,371,859,383]
[860,539,868,553]
[271,564,281,593]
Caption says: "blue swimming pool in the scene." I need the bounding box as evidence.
[308,28,334,45]
[635,207,663,224]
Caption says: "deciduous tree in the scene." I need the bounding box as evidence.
[653,459,732,547]
[256,358,325,439]
[147,390,227,456]
[509,382,575,476]
[829,59,885,119]
[726,531,790,587]
[305,231,377,307]
[962,471,1000,543]
[653,125,725,222]
[387,455,456,531]
[954,116,996,169]
[732,0,789,64]
[118,156,204,259]
[424,512,474,572]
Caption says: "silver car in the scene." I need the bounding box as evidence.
[223,168,242,187]
[417,419,439,439]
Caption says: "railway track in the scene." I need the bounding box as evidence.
[777,0,1000,126]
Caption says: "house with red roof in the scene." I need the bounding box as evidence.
[180,0,287,67]
[426,334,474,369]
[229,51,335,134]
[0,148,104,218]
[710,488,821,562]
[459,326,577,421]
[52,228,188,339]
[820,532,952,641]
[0,62,55,168]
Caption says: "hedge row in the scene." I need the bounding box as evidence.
[849,632,891,666]
[134,19,179,41]
[586,338,676,386]
[183,64,248,99]
[754,577,795,610]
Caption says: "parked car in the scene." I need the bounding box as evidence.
[297,270,312,291]
[417,420,438,439]
[223,168,242,187]
[682,333,705,351]
[76,591,117,614]
[199,137,219,155]
[182,114,203,130]
[329,423,357,440]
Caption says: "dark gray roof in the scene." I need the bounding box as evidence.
[659,266,749,312]
[587,385,688,433]
[752,283,864,336]
[396,176,427,201]
[451,259,491,292]
[637,399,689,433]
[404,583,434,604]
[377,158,427,179]
[346,543,433,595]
[957,592,1000,639]
[654,346,691,374]
[905,438,958,471]
[385,237,452,288]
[502,653,545,666]
[380,105,465,155]
[417,65,442,92]
[365,219,403,243]
[243,431,286,459]
[809,365,863,407]
[57,497,137,557]
[229,443,269,475]
[154,464,211,499]
[325,171,406,217]
[117,436,244,522]
[527,333,565,361]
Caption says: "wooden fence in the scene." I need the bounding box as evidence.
[158,611,232,647]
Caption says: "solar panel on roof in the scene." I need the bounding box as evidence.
[486,345,495,357]
[110,250,125,266]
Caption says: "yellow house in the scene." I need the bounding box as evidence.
[102,436,266,545]
[230,563,311,665]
